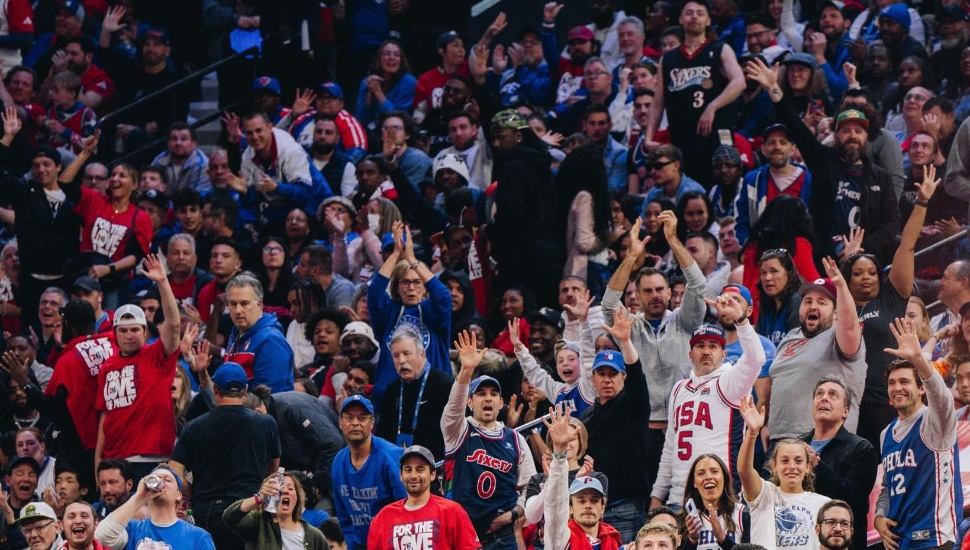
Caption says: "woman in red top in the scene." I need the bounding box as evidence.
[63,151,152,310]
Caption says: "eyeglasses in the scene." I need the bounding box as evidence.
[398,278,424,288]
[584,70,610,78]
[648,160,675,171]
[20,520,54,535]
[904,92,929,102]
[820,519,851,530]
[262,246,284,254]
[340,413,373,423]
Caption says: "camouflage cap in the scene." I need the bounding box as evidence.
[491,109,528,130]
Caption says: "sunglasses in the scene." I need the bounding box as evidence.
[648,159,675,171]
[759,248,790,262]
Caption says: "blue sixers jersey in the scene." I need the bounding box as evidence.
[882,414,962,549]
[556,384,594,418]
[444,422,521,535]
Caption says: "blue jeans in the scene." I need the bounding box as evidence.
[480,527,518,550]
[602,499,646,544]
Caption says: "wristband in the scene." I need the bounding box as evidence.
[109,264,117,274]
[746,429,760,438]
[409,261,420,271]
[253,493,263,505]
[915,199,929,207]
[509,509,520,522]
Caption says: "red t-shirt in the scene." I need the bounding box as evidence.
[196,279,225,324]
[47,333,116,450]
[168,274,197,306]
[368,495,481,550]
[4,0,34,34]
[75,187,152,263]
[96,339,177,459]
[413,62,471,111]
[79,65,115,105]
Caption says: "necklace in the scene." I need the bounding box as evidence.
[13,414,38,429]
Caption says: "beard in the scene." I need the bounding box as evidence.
[312,141,335,155]
[836,139,864,163]
[767,152,789,168]
[820,532,851,550]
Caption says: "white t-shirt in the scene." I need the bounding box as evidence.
[747,482,829,550]
[281,526,305,550]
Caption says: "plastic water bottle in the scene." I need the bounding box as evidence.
[185,510,195,525]
[263,467,286,513]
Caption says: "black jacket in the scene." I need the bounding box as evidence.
[0,145,83,276]
[377,366,454,462]
[775,97,901,264]
[799,425,879,550]
[264,391,345,497]
[580,359,651,501]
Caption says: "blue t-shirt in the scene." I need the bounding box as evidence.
[125,518,215,550]
[724,332,777,379]
[332,436,407,550]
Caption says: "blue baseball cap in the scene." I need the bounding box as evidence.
[690,324,726,347]
[469,375,502,396]
[317,81,344,99]
[211,363,248,392]
[592,350,625,373]
[721,284,753,307]
[879,3,911,30]
[252,76,281,94]
[340,394,375,415]
[569,476,606,496]
[380,231,407,250]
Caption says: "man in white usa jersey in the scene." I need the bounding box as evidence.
[649,289,766,508]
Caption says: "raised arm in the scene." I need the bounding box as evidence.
[645,57,665,143]
[140,254,181,356]
[442,331,487,451]
[542,404,574,550]
[737,394,766,502]
[511,318,564,400]
[377,221,404,278]
[58,131,99,184]
[822,256,862,356]
[887,164,939,298]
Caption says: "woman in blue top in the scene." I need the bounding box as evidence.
[355,40,418,128]
[367,222,451,401]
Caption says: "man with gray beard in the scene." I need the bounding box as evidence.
[932,5,969,93]
[746,58,900,265]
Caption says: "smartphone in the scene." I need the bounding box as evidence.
[685,498,702,524]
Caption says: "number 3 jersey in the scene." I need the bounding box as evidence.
[878,370,962,550]
[444,422,522,536]
[661,40,734,146]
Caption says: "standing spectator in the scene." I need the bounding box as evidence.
[295,245,356,310]
[375,328,453,460]
[490,26,551,108]
[944,116,970,230]
[70,276,111,333]
[798,376,877,550]
[94,255,179,481]
[94,467,215,549]
[0,0,32,73]
[308,117,358,197]
[442,331,537,548]
[169,363,282,550]
[367,224,451,399]
[641,145,706,211]
[412,30,471,124]
[559,146,613,295]
[874,319,960,550]
[165,233,213,308]
[41,71,96,156]
[355,40,417,128]
[367,445,480,550]
[223,274,294,392]
[434,111,492,191]
[581,105,628,193]
[647,0,745,187]
[331,395,406,550]
[150,123,211,194]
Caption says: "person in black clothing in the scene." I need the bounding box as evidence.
[746,58,901,265]
[488,109,563,309]
[580,305,649,544]
[0,108,84,329]
[375,328,453,462]
[798,376,877,550]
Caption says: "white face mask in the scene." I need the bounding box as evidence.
[367,213,381,233]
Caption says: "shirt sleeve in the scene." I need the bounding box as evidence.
[93,516,129,549]
[717,323,767,405]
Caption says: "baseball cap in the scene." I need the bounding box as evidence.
[16,502,56,524]
[58,0,84,19]
[380,231,407,250]
[712,145,742,166]
[690,324,726,347]
[721,284,753,307]
[317,82,344,99]
[517,25,542,41]
[252,76,281,94]
[143,27,170,45]
[340,321,379,348]
[139,188,170,211]
[491,109,529,130]
[799,277,838,301]
[72,275,102,293]
[433,153,471,182]
[468,375,502,396]
[32,145,62,166]
[400,445,436,468]
[941,4,970,21]
[568,26,596,43]
[784,52,817,70]
[436,30,463,50]
[211,363,248,392]
[528,307,566,333]
[762,123,790,140]
[835,109,869,130]
[114,304,147,327]
[879,3,911,30]
[340,394,375,415]
[556,340,581,358]
[569,476,606,496]
[592,349,625,373]
[7,456,40,476]
[59,299,96,327]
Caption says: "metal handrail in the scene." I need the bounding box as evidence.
[883,228,968,273]
[98,46,259,127]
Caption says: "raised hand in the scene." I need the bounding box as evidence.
[744,58,779,94]
[2,106,21,138]
[843,61,858,87]
[390,221,405,255]
[180,324,200,358]
[221,111,241,143]
[739,394,765,433]
[541,403,574,452]
[840,226,865,259]
[81,130,100,155]
[454,330,486,374]
[506,393,524,428]
[138,254,167,283]
[403,225,416,263]
[102,5,127,32]
[576,455,594,477]
[491,44,508,73]
[507,43,524,68]
[884,317,922,362]
[821,256,844,287]
[704,293,745,324]
[602,305,634,342]
[915,163,940,202]
[543,2,564,21]
[51,50,69,73]
[291,88,317,116]
[561,289,593,321]
[483,12,507,42]
[508,318,524,350]
[658,210,679,242]
[626,218,651,258]
[0,350,28,387]
[192,339,211,373]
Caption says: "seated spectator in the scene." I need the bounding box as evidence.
[38,36,114,114]
[151,123,211,194]
[165,233,213,309]
[295,244,356,310]
[254,236,294,310]
[251,76,290,124]
[355,40,417,128]
[42,71,96,156]
[413,30,472,124]
[581,105,627,194]
[641,145,706,215]
[24,0,85,76]
[93,459,133,519]
[308,116,358,198]
[285,82,368,163]
[433,111,492,191]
